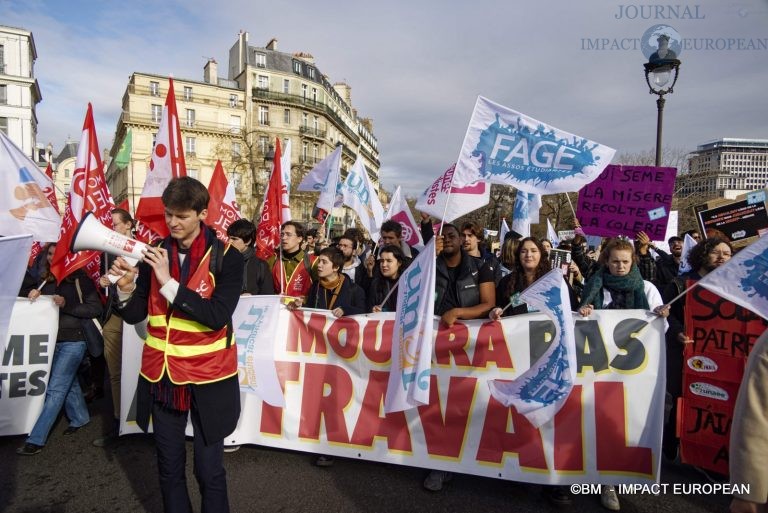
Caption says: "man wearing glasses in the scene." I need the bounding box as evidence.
[267,221,316,298]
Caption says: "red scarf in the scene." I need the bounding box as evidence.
[167,223,209,286]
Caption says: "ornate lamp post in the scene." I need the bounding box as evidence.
[644,50,681,167]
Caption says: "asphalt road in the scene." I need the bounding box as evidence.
[1,395,733,513]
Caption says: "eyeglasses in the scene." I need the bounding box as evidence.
[280,232,297,239]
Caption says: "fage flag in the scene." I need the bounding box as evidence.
[698,234,768,320]
[452,96,615,193]
[488,269,577,427]
[385,238,437,413]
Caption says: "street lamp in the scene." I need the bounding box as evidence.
[644,53,681,167]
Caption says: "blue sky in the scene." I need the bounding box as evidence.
[2,0,767,196]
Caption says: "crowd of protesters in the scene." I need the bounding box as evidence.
[11,176,765,513]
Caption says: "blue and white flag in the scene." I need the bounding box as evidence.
[0,132,61,241]
[697,234,768,320]
[385,239,437,413]
[547,218,561,247]
[452,96,616,193]
[488,269,577,427]
[499,217,510,243]
[0,234,33,349]
[678,233,697,275]
[232,295,285,407]
[297,145,342,218]
[341,155,385,240]
[511,190,540,238]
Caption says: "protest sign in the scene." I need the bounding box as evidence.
[1,299,57,436]
[678,284,767,475]
[119,308,666,485]
[576,165,676,239]
[694,191,768,248]
[549,249,572,276]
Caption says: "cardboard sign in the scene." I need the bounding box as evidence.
[678,283,767,475]
[576,165,676,239]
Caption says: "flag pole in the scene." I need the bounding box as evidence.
[376,281,400,310]
[564,192,577,219]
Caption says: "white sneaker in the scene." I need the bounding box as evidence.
[423,470,452,491]
[601,485,620,511]
[223,445,241,453]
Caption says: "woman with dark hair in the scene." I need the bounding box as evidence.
[498,236,521,278]
[366,244,406,312]
[490,237,563,319]
[17,243,103,455]
[287,247,365,317]
[661,237,733,461]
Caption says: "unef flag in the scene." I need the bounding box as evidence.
[488,269,577,427]
[341,155,385,239]
[452,96,615,193]
[298,145,342,223]
[384,238,437,413]
[134,78,186,242]
[0,132,61,241]
[280,138,292,222]
[207,161,242,242]
[50,104,115,283]
[385,186,423,249]
[255,139,284,260]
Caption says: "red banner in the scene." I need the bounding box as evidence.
[679,283,766,475]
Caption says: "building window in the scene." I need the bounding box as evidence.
[187,168,199,180]
[283,79,290,94]
[183,86,193,101]
[0,44,5,74]
[259,136,268,154]
[64,167,70,178]
[229,94,238,107]
[255,53,266,68]
[313,116,319,130]
[313,144,319,160]
[307,67,315,79]
[302,142,308,161]
[258,106,269,126]
[232,142,241,157]
[185,137,196,155]
[151,104,162,123]
[311,87,317,104]
[0,85,6,104]
[301,84,307,99]
[230,115,241,130]
[292,60,301,74]
[257,75,269,90]
[283,109,291,125]
[302,113,308,128]
[185,109,195,127]
[150,81,159,96]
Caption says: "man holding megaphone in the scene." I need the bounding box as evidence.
[109,177,243,513]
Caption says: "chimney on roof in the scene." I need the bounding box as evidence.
[204,58,218,84]
[333,82,351,106]
[266,38,278,51]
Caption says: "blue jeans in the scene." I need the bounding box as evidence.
[27,341,90,446]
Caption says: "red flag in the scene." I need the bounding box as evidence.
[207,160,242,242]
[134,78,186,242]
[255,139,283,260]
[50,104,116,283]
[28,163,61,266]
[116,197,130,213]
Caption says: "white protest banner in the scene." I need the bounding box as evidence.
[452,96,616,193]
[1,298,58,436]
[120,308,665,485]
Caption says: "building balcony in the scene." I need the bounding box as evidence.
[121,111,243,136]
[300,156,322,166]
[299,126,327,139]
[128,83,241,109]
